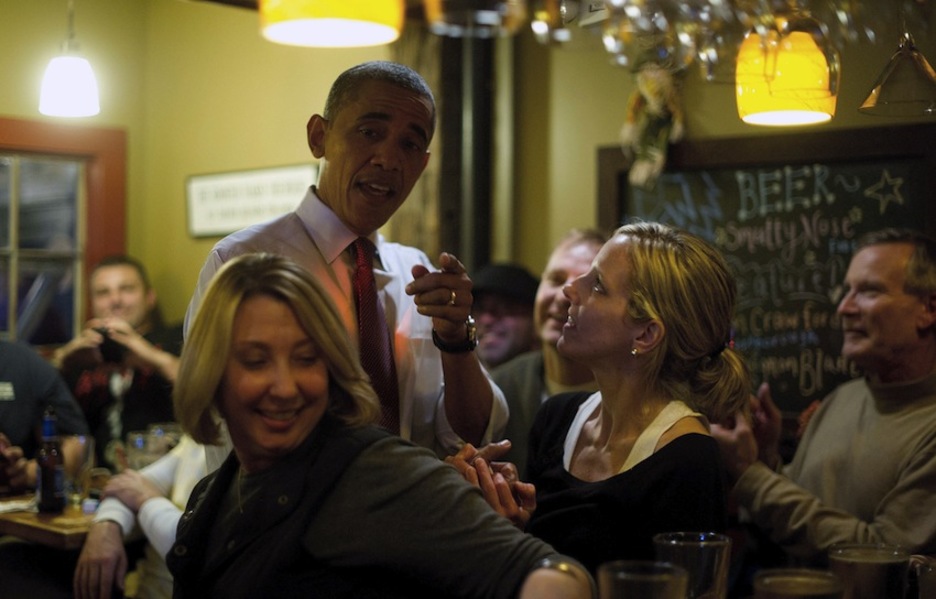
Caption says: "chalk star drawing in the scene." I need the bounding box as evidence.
[864,169,904,215]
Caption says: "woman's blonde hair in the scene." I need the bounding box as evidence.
[174,253,380,445]
[616,221,750,422]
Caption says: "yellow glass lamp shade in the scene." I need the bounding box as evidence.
[736,29,837,126]
[260,0,404,47]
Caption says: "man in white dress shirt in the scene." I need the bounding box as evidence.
[185,61,506,465]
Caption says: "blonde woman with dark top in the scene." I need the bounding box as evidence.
[168,253,594,599]
[492,228,607,478]
[449,221,750,573]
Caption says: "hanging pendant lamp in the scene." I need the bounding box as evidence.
[735,11,839,127]
[423,0,528,38]
[39,0,100,118]
[260,0,404,48]
[859,32,936,117]
[530,0,578,44]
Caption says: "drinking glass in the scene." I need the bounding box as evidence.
[63,434,95,507]
[654,531,731,599]
[912,555,936,599]
[598,560,688,599]
[753,568,844,599]
[828,543,910,599]
[147,422,182,454]
[126,431,152,470]
[87,467,112,500]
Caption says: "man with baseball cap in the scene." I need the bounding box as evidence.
[471,263,540,369]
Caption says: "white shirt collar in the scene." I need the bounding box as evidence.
[301,187,380,265]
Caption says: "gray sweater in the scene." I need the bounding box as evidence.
[735,371,936,561]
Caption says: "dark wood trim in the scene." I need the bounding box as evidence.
[598,124,936,234]
[438,35,493,273]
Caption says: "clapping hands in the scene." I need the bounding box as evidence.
[711,382,784,481]
[445,440,536,529]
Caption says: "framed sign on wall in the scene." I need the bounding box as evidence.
[186,164,317,237]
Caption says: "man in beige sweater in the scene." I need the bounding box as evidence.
[714,228,936,570]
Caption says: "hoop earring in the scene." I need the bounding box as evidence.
[631,348,638,357]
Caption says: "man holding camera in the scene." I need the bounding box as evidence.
[51,255,182,472]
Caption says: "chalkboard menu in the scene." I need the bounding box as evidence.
[598,125,936,415]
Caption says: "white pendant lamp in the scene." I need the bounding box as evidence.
[39,0,100,118]
[260,0,404,48]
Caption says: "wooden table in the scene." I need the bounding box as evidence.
[0,495,94,550]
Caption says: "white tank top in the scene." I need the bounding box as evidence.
[562,393,706,474]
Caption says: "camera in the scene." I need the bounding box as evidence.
[95,328,127,363]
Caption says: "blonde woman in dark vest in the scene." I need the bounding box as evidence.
[169,253,594,599]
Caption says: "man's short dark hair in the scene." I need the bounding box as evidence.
[92,255,151,290]
[323,61,436,138]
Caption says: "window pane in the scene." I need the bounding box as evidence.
[0,257,8,335]
[17,257,75,345]
[0,156,10,249]
[19,158,78,251]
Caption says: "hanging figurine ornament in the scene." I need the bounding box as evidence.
[602,0,690,190]
[619,61,685,190]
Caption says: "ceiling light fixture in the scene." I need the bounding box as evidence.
[735,11,839,127]
[259,0,404,48]
[39,0,100,118]
[423,0,528,38]
[530,0,578,44]
[859,32,936,117]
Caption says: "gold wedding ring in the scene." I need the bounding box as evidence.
[448,289,457,306]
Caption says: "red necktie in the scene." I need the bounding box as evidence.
[352,238,400,434]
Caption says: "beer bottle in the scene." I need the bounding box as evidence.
[36,406,65,513]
